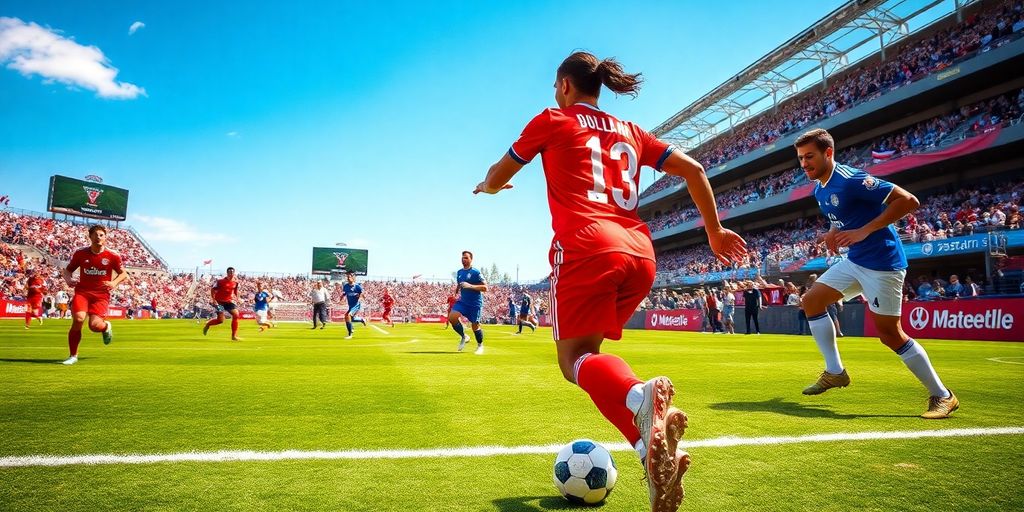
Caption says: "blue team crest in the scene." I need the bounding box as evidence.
[862,176,879,190]
[830,194,839,206]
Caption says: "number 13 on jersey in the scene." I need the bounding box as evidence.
[586,136,639,210]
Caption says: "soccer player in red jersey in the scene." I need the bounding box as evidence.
[60,225,127,365]
[442,293,458,330]
[381,288,396,327]
[475,52,747,512]
[203,267,242,341]
[24,271,46,329]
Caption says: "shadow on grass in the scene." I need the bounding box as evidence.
[710,397,916,419]
[0,358,67,364]
[492,495,597,512]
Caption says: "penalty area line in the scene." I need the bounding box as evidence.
[369,324,390,335]
[1,426,1021,468]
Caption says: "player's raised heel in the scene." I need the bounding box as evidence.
[921,390,959,419]
[102,323,113,345]
[801,369,850,395]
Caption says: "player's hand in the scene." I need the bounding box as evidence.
[707,228,748,266]
[103,281,116,291]
[834,228,869,248]
[473,182,514,194]
[822,229,840,255]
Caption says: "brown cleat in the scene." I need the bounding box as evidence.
[921,390,959,419]
[802,369,850,395]
[635,377,690,512]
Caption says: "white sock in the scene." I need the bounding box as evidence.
[897,339,950,398]
[634,438,647,461]
[625,383,644,416]
[808,313,843,374]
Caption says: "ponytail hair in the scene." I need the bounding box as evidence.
[557,51,643,98]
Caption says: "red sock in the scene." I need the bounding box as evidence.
[68,328,82,356]
[575,353,643,445]
[205,318,223,328]
[25,310,31,327]
[231,317,239,337]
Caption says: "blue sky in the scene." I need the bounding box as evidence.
[0,0,846,281]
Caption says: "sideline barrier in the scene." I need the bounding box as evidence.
[865,298,1023,342]
[1,300,126,319]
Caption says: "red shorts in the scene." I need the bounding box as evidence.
[549,252,656,341]
[28,297,43,310]
[71,291,110,317]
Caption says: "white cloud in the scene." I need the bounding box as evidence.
[226,131,239,138]
[131,214,233,245]
[0,17,145,99]
[128,21,145,35]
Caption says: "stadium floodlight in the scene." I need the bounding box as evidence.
[335,242,347,247]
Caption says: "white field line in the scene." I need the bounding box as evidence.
[987,357,1024,365]
[1,427,1020,468]
[0,339,419,352]
[369,324,390,335]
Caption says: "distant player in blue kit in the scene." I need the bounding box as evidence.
[448,251,488,355]
[507,296,518,326]
[342,271,368,340]
[515,291,536,334]
[795,128,957,419]
[253,281,274,332]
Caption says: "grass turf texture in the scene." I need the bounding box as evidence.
[1,319,1022,511]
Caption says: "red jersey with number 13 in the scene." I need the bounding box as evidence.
[509,103,672,266]
[67,247,123,295]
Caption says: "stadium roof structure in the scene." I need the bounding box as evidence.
[651,0,983,150]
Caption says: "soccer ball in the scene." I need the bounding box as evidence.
[552,439,617,505]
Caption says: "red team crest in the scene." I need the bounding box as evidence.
[84,187,103,206]
[334,253,348,267]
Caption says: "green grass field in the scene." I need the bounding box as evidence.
[1,319,1022,511]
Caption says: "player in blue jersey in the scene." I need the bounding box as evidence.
[342,272,368,340]
[794,129,957,419]
[449,251,488,354]
[253,281,274,332]
[515,291,537,334]
[507,296,518,326]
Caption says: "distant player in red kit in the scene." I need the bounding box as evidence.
[61,225,128,365]
[24,271,46,328]
[203,267,242,341]
[442,293,458,330]
[475,52,746,512]
[381,288,396,327]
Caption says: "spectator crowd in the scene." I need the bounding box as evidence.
[641,0,1023,201]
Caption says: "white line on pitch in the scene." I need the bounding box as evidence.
[987,357,1024,365]
[0,339,419,352]
[369,324,390,335]
[1,426,1020,468]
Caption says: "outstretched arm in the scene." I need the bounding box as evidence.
[474,154,520,195]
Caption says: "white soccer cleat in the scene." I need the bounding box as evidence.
[344,335,353,340]
[458,335,469,352]
[61,356,78,365]
[635,376,689,512]
[102,322,113,345]
[474,345,484,355]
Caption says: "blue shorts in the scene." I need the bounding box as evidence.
[347,303,362,316]
[452,301,482,323]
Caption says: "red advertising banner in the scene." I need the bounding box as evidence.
[1,299,27,318]
[865,298,1024,342]
[645,309,704,331]
[1,300,127,319]
[417,315,448,323]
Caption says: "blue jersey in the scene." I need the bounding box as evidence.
[342,283,363,308]
[814,163,907,271]
[508,298,517,316]
[456,267,484,307]
[254,291,269,311]
[520,295,532,314]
